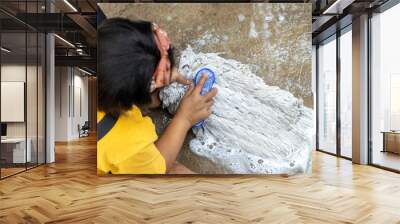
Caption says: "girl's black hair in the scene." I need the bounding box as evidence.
[98,18,175,114]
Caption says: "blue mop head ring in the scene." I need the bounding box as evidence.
[192,67,216,128]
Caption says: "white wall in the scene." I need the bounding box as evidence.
[72,72,89,138]
[54,67,89,141]
[55,66,69,141]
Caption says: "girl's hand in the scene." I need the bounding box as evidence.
[171,67,191,85]
[175,74,218,128]
[151,67,189,92]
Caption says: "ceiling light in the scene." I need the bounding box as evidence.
[54,34,75,48]
[323,0,354,15]
[76,48,85,55]
[323,0,341,14]
[78,67,92,76]
[63,0,78,12]
[1,47,11,53]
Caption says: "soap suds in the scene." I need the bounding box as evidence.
[238,14,246,22]
[249,21,259,38]
[160,47,313,174]
[264,16,273,22]
[192,32,221,47]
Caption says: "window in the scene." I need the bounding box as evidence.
[317,36,337,154]
[340,27,352,158]
[370,2,400,171]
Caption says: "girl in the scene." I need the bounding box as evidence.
[97,18,217,174]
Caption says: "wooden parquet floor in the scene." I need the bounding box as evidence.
[1,135,400,224]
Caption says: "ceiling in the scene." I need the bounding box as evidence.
[0,0,396,73]
[312,0,392,43]
[0,0,98,73]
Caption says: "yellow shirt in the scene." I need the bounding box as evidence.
[97,106,166,174]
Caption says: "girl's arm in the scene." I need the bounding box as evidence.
[155,75,217,172]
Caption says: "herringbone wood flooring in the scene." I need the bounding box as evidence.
[1,135,400,224]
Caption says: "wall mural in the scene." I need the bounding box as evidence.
[97,3,313,174]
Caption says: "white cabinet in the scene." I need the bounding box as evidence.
[1,138,32,163]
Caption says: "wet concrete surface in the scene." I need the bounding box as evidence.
[99,3,312,106]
